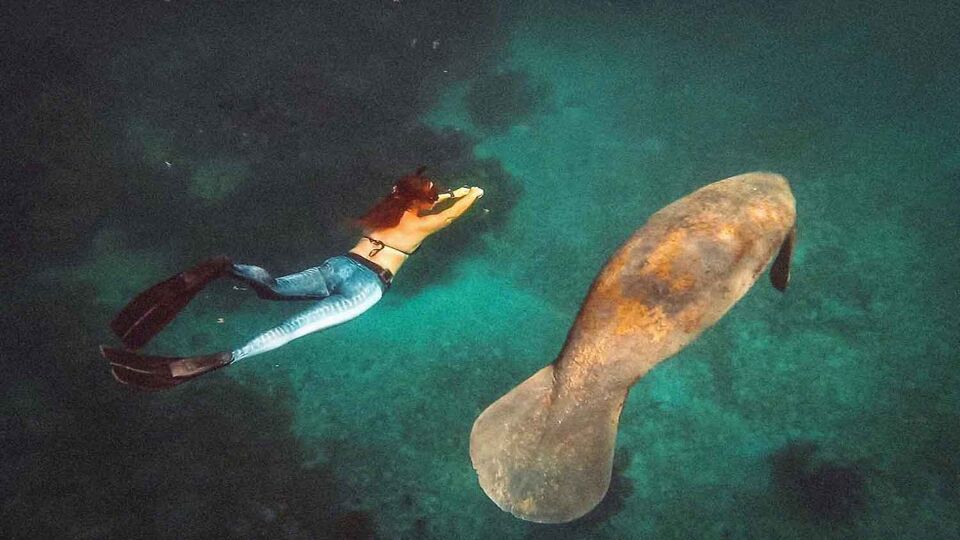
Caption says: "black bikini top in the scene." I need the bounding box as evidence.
[363,236,418,257]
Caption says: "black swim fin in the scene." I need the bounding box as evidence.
[100,346,233,391]
[110,256,232,349]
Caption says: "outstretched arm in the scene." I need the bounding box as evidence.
[424,187,484,231]
[437,186,472,201]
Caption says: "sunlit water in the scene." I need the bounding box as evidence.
[3,1,957,538]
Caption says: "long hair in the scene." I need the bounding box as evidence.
[356,166,439,230]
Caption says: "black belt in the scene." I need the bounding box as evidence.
[346,253,393,289]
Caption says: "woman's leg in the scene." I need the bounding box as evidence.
[230,266,384,362]
[230,262,332,300]
[101,257,386,390]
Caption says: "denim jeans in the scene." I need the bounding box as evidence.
[228,256,385,362]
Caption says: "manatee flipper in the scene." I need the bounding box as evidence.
[770,223,796,291]
[470,366,627,523]
[109,256,232,349]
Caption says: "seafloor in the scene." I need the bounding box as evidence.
[2,1,957,538]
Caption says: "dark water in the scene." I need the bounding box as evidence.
[2,1,958,538]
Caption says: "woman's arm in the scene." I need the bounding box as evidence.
[437,186,472,201]
[423,187,484,231]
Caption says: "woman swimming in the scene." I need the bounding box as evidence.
[100,167,485,390]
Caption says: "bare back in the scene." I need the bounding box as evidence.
[349,198,474,273]
[350,186,482,274]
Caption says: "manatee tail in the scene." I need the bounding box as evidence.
[469,366,628,523]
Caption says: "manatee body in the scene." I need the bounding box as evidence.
[470,172,797,523]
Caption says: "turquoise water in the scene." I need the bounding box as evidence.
[3,1,958,538]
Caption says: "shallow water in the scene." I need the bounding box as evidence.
[2,1,958,538]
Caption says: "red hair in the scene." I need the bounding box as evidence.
[356,167,439,230]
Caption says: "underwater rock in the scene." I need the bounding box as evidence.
[771,441,867,522]
[332,510,376,540]
[470,172,797,523]
[465,69,551,134]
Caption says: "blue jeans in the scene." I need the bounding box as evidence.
[228,256,386,362]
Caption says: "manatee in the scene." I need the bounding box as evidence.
[470,172,797,523]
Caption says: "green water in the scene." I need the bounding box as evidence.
[2,1,957,538]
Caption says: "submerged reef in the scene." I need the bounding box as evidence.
[4,2,518,280]
[189,158,252,204]
[0,282,383,538]
[770,441,867,523]
[332,510,377,540]
[465,69,552,134]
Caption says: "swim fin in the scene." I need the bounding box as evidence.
[109,256,232,349]
[100,346,233,390]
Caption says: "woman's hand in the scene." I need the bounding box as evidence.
[426,185,485,229]
[438,186,482,201]
[438,186,471,201]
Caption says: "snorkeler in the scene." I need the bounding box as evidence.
[100,167,484,390]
